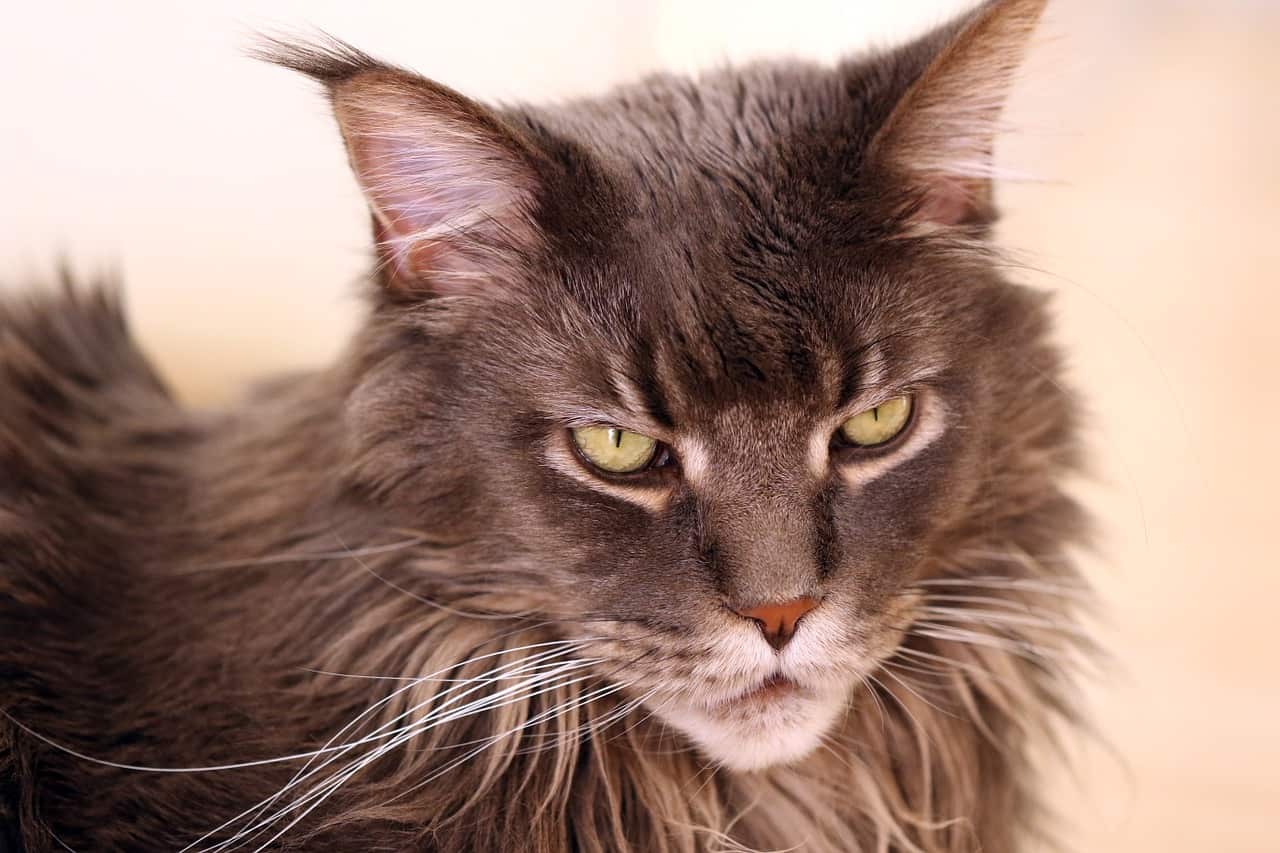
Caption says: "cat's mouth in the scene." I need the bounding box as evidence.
[720,673,799,708]
[656,671,849,771]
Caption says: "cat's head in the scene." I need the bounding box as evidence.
[277,0,1070,771]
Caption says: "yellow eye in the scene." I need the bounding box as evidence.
[838,395,913,447]
[571,426,659,474]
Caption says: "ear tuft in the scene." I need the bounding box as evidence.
[251,34,382,86]
[258,37,542,298]
[870,0,1047,230]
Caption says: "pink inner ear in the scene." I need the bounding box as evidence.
[332,77,537,296]
[916,177,980,227]
[352,131,532,291]
[869,0,1045,233]
[371,216,451,290]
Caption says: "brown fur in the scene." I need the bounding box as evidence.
[0,1,1093,850]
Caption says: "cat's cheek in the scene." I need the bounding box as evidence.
[654,685,850,772]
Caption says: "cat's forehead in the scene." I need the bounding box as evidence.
[525,63,844,180]
[511,63,976,429]
[515,60,870,237]
[550,247,948,441]
[610,220,947,386]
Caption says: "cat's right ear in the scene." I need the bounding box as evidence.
[262,40,544,299]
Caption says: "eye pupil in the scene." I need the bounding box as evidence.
[837,395,913,448]
[571,426,660,474]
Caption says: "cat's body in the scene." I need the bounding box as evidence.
[1,2,1092,851]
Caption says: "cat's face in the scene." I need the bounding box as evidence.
[429,218,1002,769]
[295,0,1051,770]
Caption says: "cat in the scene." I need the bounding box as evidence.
[0,0,1094,850]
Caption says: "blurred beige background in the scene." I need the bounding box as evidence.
[2,1,1276,850]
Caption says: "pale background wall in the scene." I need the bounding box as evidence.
[2,1,1277,850]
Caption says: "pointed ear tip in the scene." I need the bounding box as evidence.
[248,34,384,88]
[977,0,1050,32]
[979,0,1049,16]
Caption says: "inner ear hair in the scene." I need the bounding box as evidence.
[256,35,544,298]
[867,0,1047,230]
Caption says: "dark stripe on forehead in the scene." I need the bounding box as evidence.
[837,328,903,409]
[631,338,675,429]
[836,350,869,410]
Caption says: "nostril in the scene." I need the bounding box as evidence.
[733,597,820,651]
[743,616,774,645]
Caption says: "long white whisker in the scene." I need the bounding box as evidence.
[912,592,1045,612]
[206,668,590,851]
[911,624,1067,663]
[335,533,527,622]
[217,668,617,852]
[210,654,615,849]
[235,645,594,839]
[213,660,602,852]
[183,640,598,852]
[514,685,659,756]
[379,679,635,809]
[865,672,938,750]
[7,639,595,786]
[876,666,956,720]
[919,606,1092,640]
[908,576,1091,601]
[176,537,430,574]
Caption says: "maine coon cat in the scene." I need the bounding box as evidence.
[0,0,1093,849]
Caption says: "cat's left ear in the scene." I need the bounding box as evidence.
[868,0,1046,230]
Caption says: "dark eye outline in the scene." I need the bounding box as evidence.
[567,427,677,481]
[829,394,918,456]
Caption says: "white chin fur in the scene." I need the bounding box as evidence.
[656,686,848,772]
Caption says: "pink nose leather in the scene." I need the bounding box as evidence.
[735,597,819,650]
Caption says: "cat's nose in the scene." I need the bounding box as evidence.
[734,597,819,651]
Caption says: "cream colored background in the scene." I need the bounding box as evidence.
[2,1,1276,850]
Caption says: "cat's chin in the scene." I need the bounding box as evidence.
[657,679,850,772]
